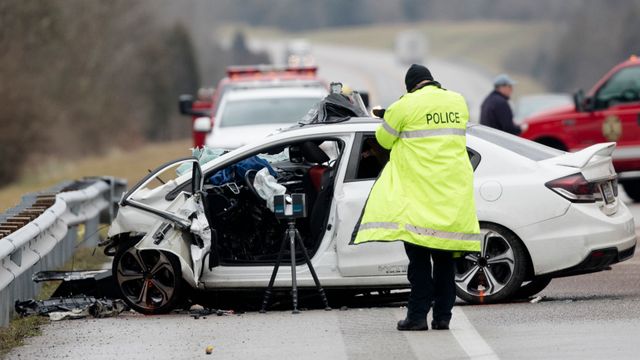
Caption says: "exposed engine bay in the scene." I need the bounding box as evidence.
[202,140,343,264]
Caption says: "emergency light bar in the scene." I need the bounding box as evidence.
[226,65,318,78]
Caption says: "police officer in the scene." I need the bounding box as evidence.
[480,74,521,135]
[353,64,480,331]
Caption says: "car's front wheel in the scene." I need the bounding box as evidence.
[455,223,528,304]
[113,237,183,314]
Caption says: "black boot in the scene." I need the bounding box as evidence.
[397,318,428,331]
[431,319,450,330]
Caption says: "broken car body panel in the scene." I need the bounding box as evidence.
[113,158,212,288]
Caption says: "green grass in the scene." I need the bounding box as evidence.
[0,316,47,357]
[0,139,191,213]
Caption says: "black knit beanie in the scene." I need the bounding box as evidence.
[405,64,434,92]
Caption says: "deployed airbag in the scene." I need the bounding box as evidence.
[254,167,286,211]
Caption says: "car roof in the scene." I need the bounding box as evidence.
[275,118,489,140]
[277,117,381,136]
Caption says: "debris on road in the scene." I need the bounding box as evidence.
[530,296,544,304]
[189,305,235,319]
[205,345,214,355]
[15,296,126,321]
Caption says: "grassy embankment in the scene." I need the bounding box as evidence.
[235,20,556,95]
[0,139,191,212]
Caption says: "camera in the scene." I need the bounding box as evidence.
[273,193,306,219]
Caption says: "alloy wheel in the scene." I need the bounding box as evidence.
[116,248,177,312]
[455,229,517,300]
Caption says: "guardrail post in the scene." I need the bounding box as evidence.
[83,216,100,248]
[0,257,16,327]
[65,226,78,262]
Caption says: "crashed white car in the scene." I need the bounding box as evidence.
[106,119,637,314]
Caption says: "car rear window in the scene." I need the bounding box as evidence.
[467,125,563,161]
[219,97,321,127]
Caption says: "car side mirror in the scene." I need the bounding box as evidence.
[179,94,209,117]
[193,117,212,133]
[573,90,586,112]
[583,96,594,112]
[179,94,195,115]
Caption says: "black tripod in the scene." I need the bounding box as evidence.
[260,219,331,314]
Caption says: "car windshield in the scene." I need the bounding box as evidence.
[468,125,564,161]
[175,147,226,176]
[219,97,320,127]
[514,94,572,123]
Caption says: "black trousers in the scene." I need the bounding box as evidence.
[404,242,456,322]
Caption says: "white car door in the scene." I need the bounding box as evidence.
[335,133,408,277]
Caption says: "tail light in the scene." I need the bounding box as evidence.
[545,173,599,203]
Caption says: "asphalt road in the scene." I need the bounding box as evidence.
[6,43,640,359]
[6,234,640,360]
[248,41,492,120]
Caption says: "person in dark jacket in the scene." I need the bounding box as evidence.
[480,74,521,135]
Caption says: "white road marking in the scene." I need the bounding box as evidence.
[451,306,500,360]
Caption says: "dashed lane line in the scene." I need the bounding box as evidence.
[450,306,500,360]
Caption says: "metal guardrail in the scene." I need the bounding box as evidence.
[0,177,126,327]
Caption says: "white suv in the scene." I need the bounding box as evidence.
[198,87,327,150]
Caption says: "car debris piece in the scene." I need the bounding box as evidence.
[32,270,120,299]
[205,345,214,355]
[530,296,544,304]
[15,296,127,321]
[190,306,235,319]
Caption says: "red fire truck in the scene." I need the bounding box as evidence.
[521,56,640,201]
[179,65,325,148]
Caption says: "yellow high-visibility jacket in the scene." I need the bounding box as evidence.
[353,84,480,252]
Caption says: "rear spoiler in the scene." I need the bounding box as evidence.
[549,142,616,168]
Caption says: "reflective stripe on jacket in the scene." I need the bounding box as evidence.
[353,84,480,252]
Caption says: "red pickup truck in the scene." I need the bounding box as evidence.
[521,56,640,201]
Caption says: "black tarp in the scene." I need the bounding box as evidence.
[301,93,368,124]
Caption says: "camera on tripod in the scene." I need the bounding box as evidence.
[273,193,306,219]
[260,192,330,313]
